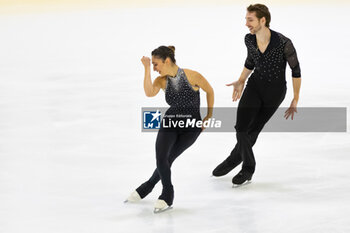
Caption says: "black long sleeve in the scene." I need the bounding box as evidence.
[284,39,301,78]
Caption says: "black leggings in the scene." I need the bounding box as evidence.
[137,126,201,201]
[232,78,287,174]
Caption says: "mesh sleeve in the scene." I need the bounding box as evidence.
[284,39,301,78]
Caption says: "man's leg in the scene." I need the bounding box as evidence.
[213,84,261,176]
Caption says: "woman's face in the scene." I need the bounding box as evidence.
[152,56,166,75]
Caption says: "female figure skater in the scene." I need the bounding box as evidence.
[126,46,214,213]
[212,4,302,186]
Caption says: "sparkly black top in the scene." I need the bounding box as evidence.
[164,68,200,118]
[244,29,301,82]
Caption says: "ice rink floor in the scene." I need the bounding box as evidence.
[0,2,350,233]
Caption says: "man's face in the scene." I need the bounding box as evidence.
[245,11,264,34]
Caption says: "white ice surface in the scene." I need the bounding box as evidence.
[0,4,350,233]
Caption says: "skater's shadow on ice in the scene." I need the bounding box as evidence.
[163,207,193,215]
[138,207,194,217]
[232,182,295,193]
[210,176,232,184]
[123,200,193,217]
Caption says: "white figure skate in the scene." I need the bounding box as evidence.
[153,199,173,213]
[124,191,141,203]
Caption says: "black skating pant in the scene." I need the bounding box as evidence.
[137,124,201,200]
[232,78,287,174]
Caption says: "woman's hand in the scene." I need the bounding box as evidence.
[201,115,211,131]
[284,98,298,120]
[141,56,151,68]
[226,80,245,101]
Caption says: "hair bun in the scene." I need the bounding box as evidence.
[168,46,175,53]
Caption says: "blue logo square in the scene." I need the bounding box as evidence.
[143,110,161,129]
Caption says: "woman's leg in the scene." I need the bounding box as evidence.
[137,129,201,199]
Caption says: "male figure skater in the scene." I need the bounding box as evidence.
[213,4,301,186]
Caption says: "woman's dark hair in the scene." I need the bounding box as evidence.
[151,46,176,64]
[247,4,271,28]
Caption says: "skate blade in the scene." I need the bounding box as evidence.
[232,180,251,188]
[124,199,141,204]
[154,206,173,214]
